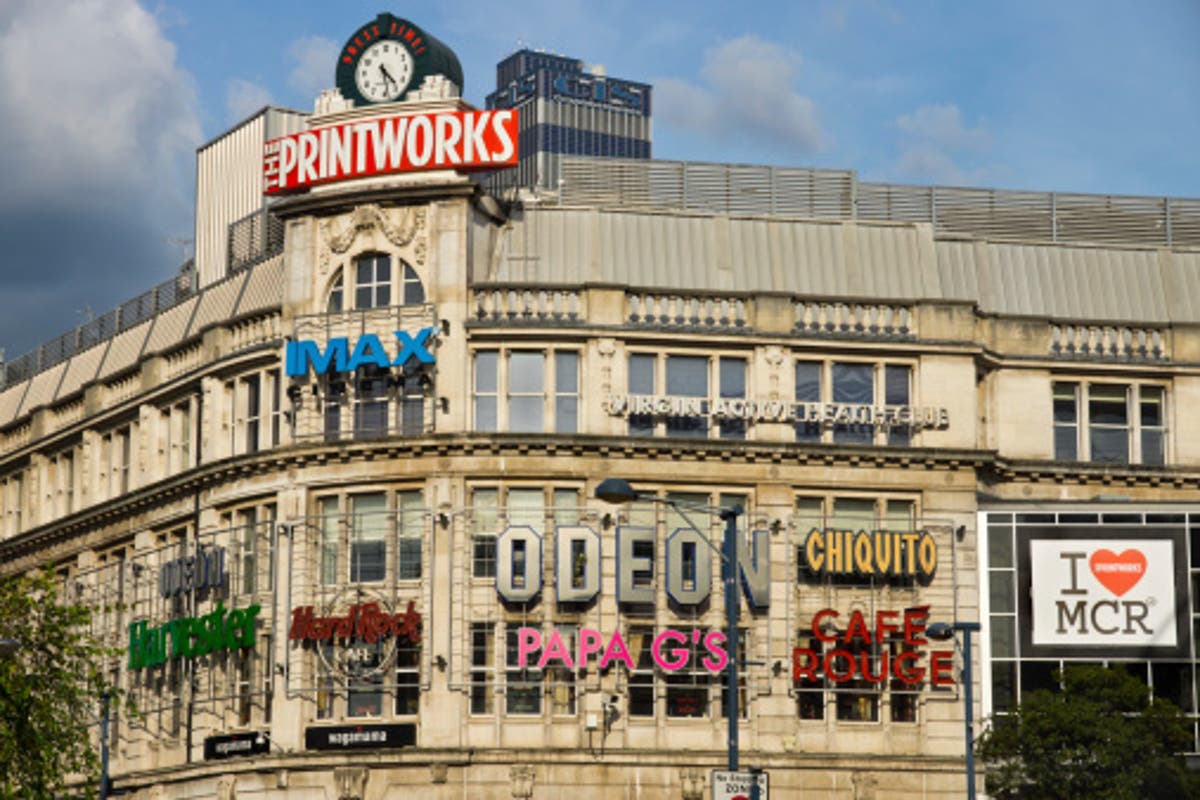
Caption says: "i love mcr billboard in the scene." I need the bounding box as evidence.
[1020,527,1190,658]
[263,108,518,195]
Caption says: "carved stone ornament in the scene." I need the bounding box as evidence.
[430,762,449,784]
[509,764,535,799]
[216,776,236,800]
[319,204,427,274]
[680,768,706,800]
[334,766,370,800]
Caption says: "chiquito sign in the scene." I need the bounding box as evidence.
[264,109,518,194]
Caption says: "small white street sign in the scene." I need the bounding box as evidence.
[712,769,769,800]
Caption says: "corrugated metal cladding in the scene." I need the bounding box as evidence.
[194,108,306,289]
[481,206,1200,322]
[0,263,283,429]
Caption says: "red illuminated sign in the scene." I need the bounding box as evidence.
[263,109,518,195]
[792,607,956,687]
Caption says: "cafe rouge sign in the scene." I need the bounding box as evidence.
[263,109,518,194]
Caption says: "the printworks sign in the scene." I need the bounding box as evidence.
[263,110,518,194]
[604,395,949,431]
[128,602,261,670]
[285,328,437,377]
[792,607,957,687]
[1019,527,1189,657]
[492,524,770,608]
[799,529,937,583]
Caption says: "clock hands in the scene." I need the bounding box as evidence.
[379,64,400,96]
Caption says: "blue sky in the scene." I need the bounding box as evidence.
[0,0,1197,358]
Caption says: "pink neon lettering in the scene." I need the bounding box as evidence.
[537,629,575,669]
[701,630,728,672]
[598,631,635,670]
[652,629,689,671]
[516,627,541,668]
[577,628,603,666]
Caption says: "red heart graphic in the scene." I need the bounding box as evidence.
[1089,549,1147,597]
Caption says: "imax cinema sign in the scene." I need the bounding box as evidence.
[285,328,437,377]
[264,109,518,195]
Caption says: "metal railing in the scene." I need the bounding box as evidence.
[0,266,198,390]
[559,157,1200,249]
[228,207,285,274]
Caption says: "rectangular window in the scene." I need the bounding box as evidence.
[319,497,339,585]
[244,375,261,454]
[118,427,131,494]
[547,625,578,716]
[508,352,545,433]
[885,365,911,447]
[666,355,708,438]
[834,639,879,721]
[398,372,425,435]
[794,362,822,442]
[832,363,874,444]
[394,635,420,715]
[240,507,257,595]
[353,368,389,438]
[1089,384,1129,463]
[666,634,710,718]
[269,369,282,447]
[628,354,656,436]
[346,640,385,717]
[471,488,498,578]
[397,490,423,580]
[1053,381,1167,465]
[627,626,655,717]
[323,382,344,443]
[470,622,494,714]
[474,351,499,431]
[1053,381,1079,461]
[555,351,579,433]
[350,493,387,582]
[795,632,826,720]
[505,623,542,714]
[718,357,746,440]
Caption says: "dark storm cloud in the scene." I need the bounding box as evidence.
[0,0,201,361]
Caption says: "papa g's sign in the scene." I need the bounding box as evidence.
[128,602,260,670]
[264,110,518,195]
[1022,528,1189,657]
[285,328,437,377]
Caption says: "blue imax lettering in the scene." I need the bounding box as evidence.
[285,328,437,377]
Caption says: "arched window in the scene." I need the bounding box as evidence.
[326,270,344,313]
[355,253,391,309]
[401,262,425,305]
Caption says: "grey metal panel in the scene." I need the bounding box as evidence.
[1165,252,1200,323]
[95,325,149,383]
[983,243,1167,322]
[236,257,285,316]
[855,224,927,300]
[934,242,980,302]
[56,345,107,402]
[189,272,248,335]
[17,363,67,417]
[143,296,198,356]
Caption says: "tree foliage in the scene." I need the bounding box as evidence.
[977,664,1198,799]
[0,569,119,799]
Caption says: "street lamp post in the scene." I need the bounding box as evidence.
[594,478,744,772]
[927,620,981,800]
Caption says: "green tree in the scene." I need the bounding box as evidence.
[0,569,120,799]
[977,664,1198,799]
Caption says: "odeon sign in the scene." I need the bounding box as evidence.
[285,328,437,377]
[493,524,770,607]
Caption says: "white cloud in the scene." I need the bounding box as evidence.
[0,0,201,214]
[225,79,273,124]
[288,35,338,99]
[655,35,823,153]
[892,104,993,184]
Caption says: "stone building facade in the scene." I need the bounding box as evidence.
[2,22,1200,800]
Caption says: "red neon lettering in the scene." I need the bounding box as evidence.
[930,650,955,686]
[875,610,900,643]
[845,610,871,643]
[812,609,838,643]
[824,650,856,683]
[893,651,925,685]
[792,648,819,682]
[903,606,929,646]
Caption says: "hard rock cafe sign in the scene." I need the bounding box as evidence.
[288,591,421,680]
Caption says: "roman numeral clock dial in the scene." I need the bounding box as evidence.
[335,14,463,107]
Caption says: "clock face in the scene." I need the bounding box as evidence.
[355,40,414,103]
